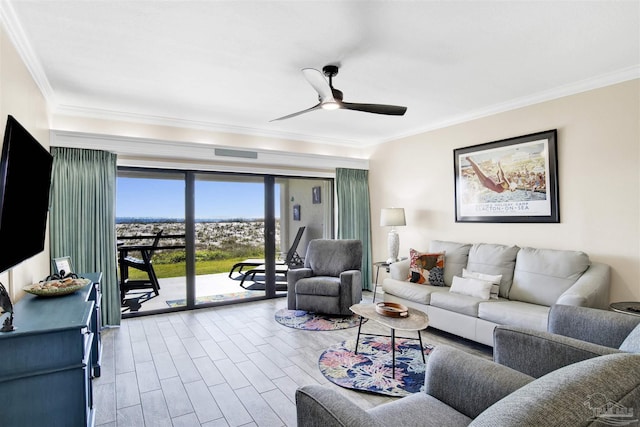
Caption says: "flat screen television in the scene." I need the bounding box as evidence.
[0,115,53,273]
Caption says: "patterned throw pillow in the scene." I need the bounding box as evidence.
[408,248,445,286]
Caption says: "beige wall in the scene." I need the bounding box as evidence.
[0,25,51,300]
[369,79,640,303]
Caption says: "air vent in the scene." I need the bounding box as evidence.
[214,148,258,159]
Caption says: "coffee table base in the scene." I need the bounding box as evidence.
[353,316,426,379]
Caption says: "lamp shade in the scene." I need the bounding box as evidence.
[380,208,406,227]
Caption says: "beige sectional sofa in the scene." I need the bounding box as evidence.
[382,240,611,346]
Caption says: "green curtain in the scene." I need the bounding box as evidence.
[50,147,119,326]
[336,168,372,290]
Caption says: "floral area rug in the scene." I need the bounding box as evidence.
[166,290,262,307]
[318,335,433,397]
[274,308,365,331]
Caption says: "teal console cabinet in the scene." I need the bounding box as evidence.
[0,272,102,427]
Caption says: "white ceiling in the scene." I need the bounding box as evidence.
[2,1,639,147]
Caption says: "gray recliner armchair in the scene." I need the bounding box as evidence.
[287,239,362,316]
[494,304,640,378]
[296,344,640,427]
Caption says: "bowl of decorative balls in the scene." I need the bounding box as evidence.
[23,277,91,297]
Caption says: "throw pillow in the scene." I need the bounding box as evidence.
[619,323,640,353]
[408,248,445,286]
[462,268,502,300]
[449,276,493,300]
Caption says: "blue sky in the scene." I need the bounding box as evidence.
[116,177,280,219]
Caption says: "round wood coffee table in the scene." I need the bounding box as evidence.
[350,303,429,378]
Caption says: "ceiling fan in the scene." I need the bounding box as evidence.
[271,65,407,122]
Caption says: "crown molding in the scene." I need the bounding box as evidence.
[53,104,366,148]
[0,0,56,105]
[384,66,640,143]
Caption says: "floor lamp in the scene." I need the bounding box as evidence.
[380,208,406,264]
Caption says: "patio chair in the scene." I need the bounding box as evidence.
[118,230,163,303]
[228,226,305,278]
[235,226,306,288]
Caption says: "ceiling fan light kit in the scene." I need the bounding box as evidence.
[271,64,407,121]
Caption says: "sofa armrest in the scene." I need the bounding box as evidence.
[389,259,410,281]
[555,261,610,308]
[493,325,622,378]
[296,385,382,427]
[548,304,640,348]
[424,345,533,419]
[287,267,313,309]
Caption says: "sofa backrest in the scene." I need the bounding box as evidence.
[510,247,590,306]
[466,243,520,298]
[304,239,362,277]
[429,240,472,286]
[470,353,640,427]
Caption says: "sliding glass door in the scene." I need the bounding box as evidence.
[116,166,334,317]
[193,173,272,304]
[116,169,187,314]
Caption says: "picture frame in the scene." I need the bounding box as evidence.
[52,256,74,275]
[454,129,559,223]
[312,186,321,204]
[293,204,301,221]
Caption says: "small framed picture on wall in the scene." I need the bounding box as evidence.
[312,186,321,204]
[293,204,301,221]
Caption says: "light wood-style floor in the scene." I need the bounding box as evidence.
[95,294,492,427]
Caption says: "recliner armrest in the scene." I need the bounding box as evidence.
[424,345,532,419]
[548,304,640,348]
[493,325,621,378]
[287,267,313,310]
[296,385,382,427]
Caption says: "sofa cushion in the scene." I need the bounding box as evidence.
[509,247,590,307]
[429,240,472,286]
[408,248,445,285]
[369,393,472,427]
[431,291,488,317]
[471,353,640,427]
[450,276,493,300]
[466,243,520,298]
[462,268,501,299]
[382,278,447,305]
[478,300,549,331]
[294,276,341,297]
[620,323,640,353]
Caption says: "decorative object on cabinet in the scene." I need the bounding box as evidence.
[0,282,14,332]
[23,277,90,297]
[53,255,74,276]
[380,207,406,263]
[454,129,559,223]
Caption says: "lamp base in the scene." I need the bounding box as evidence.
[387,229,399,264]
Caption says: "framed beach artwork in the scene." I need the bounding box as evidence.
[454,130,559,223]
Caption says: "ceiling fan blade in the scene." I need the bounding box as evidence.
[302,68,335,103]
[341,102,407,116]
[270,103,322,122]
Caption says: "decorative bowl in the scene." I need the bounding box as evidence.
[23,278,90,297]
[375,302,409,318]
